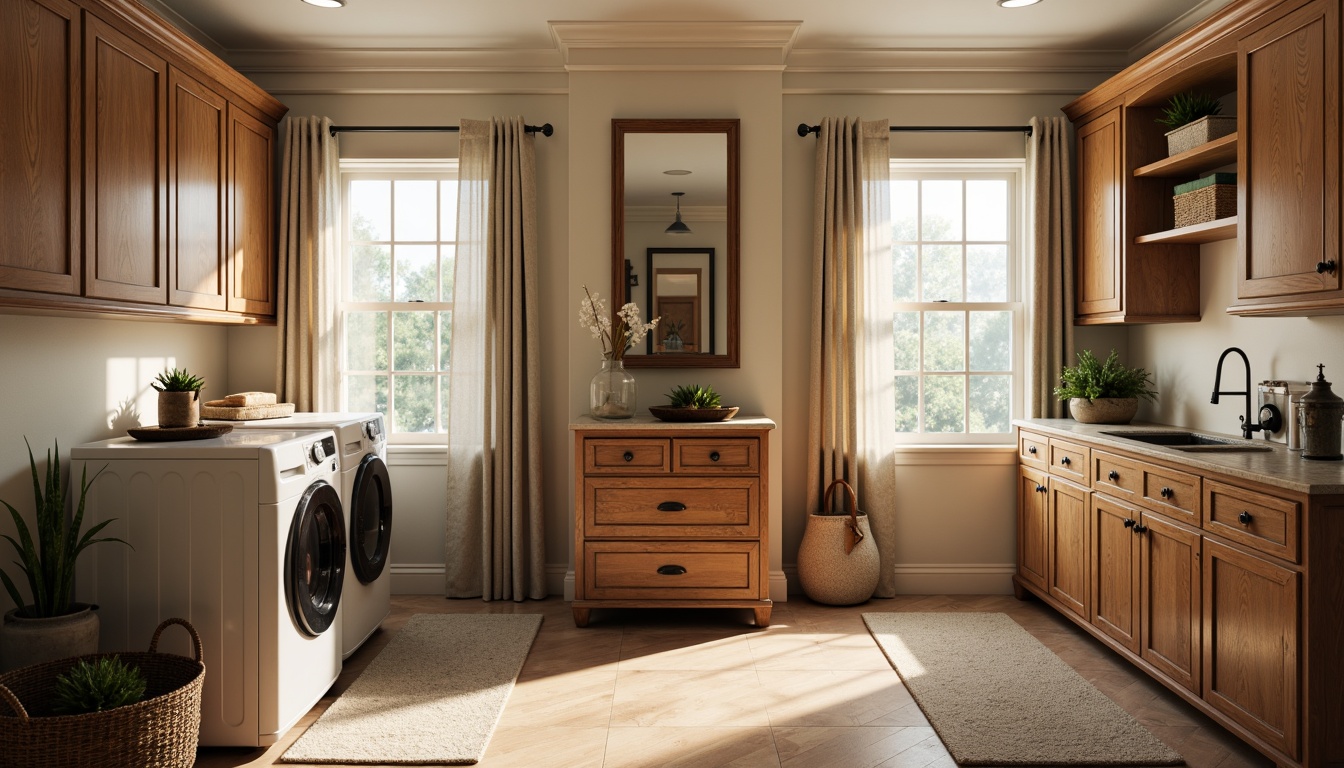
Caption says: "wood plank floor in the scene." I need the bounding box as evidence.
[195,594,1271,768]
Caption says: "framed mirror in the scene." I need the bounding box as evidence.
[612,119,739,368]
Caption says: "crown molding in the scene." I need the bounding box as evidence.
[550,20,802,69]
[225,47,565,74]
[785,47,1129,74]
[1128,0,1236,59]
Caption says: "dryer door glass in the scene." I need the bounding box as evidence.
[350,453,393,584]
[286,480,346,636]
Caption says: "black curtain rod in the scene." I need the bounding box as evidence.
[797,123,1031,137]
[329,123,554,137]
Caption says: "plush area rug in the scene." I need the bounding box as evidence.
[280,613,543,765]
[863,612,1183,766]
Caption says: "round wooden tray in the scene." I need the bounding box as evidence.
[127,424,234,442]
[648,406,740,423]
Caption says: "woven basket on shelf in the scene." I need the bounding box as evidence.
[1173,173,1237,228]
[0,618,205,768]
[1165,115,1236,156]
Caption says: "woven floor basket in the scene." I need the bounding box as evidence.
[0,618,204,768]
[1174,184,1236,228]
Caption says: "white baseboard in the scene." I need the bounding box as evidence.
[782,563,1016,596]
[391,562,571,597]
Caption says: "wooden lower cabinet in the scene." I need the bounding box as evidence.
[1090,494,1140,652]
[1140,512,1202,694]
[571,416,775,628]
[1048,476,1090,620]
[1016,465,1049,591]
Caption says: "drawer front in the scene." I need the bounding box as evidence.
[1140,465,1200,524]
[584,477,759,538]
[584,438,670,474]
[584,540,760,600]
[1019,430,1049,469]
[1049,438,1089,483]
[1092,450,1143,501]
[673,438,759,474]
[1204,480,1299,562]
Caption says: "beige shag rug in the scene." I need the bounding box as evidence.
[863,612,1183,766]
[281,613,542,765]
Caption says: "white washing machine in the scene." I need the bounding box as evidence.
[72,431,346,747]
[206,413,392,658]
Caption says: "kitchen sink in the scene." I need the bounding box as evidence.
[1099,430,1273,452]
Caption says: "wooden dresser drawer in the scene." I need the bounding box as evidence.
[1049,438,1089,483]
[1019,430,1049,469]
[1140,464,1200,524]
[584,541,760,600]
[584,438,670,474]
[583,477,759,538]
[1092,450,1142,502]
[673,438,759,474]
[1204,480,1299,562]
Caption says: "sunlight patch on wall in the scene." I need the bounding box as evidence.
[107,357,178,430]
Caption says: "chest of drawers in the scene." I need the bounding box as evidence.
[570,415,775,627]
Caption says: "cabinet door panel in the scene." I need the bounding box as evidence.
[1091,495,1139,652]
[84,16,167,304]
[227,106,276,315]
[168,67,226,310]
[1017,466,1049,590]
[1075,109,1123,317]
[1141,513,1201,695]
[0,0,80,295]
[1049,477,1090,620]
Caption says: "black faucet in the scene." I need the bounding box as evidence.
[1211,347,1282,439]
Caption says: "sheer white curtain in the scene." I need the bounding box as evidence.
[275,116,341,411]
[444,117,545,601]
[806,117,899,598]
[1028,116,1075,418]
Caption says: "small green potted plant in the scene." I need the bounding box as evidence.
[662,320,685,352]
[1,440,128,672]
[1054,349,1158,424]
[151,367,205,429]
[1158,91,1234,156]
[52,655,147,714]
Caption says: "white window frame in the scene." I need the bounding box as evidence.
[339,158,458,446]
[890,158,1027,446]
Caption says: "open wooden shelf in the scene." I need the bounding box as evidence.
[1135,216,1237,244]
[1134,133,1238,178]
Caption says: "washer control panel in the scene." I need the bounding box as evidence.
[362,416,385,444]
[306,435,339,472]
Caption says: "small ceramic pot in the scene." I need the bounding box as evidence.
[1068,397,1139,424]
[158,390,200,428]
[0,604,100,672]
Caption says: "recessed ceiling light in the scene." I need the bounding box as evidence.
[302,0,345,7]
[663,169,692,176]
[998,0,1041,7]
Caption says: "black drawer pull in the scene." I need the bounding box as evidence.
[1160,487,1173,499]
[1035,484,1046,493]
[1108,470,1119,481]
[1060,456,1071,466]
[1316,259,1337,274]
[623,451,634,462]
[709,451,721,461]
[657,501,687,512]
[1134,523,1148,534]
[657,564,687,576]
[1123,518,1136,528]
[1238,510,1254,525]
[1028,445,1038,455]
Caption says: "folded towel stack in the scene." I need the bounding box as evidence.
[202,392,294,420]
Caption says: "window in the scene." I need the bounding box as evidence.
[340,160,458,442]
[890,160,1025,443]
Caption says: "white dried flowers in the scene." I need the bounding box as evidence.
[579,285,658,361]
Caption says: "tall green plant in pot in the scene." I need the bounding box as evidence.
[0,440,128,672]
[152,367,205,428]
[1054,349,1157,425]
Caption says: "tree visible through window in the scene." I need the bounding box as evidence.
[891,162,1024,441]
[341,163,457,440]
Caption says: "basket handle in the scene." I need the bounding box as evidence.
[822,478,866,554]
[149,617,204,663]
[0,682,30,721]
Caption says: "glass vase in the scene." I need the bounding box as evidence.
[590,358,637,419]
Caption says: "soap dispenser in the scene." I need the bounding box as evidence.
[1300,364,1344,461]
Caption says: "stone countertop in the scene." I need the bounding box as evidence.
[570,414,776,430]
[1014,418,1344,495]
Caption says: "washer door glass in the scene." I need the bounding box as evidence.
[286,480,346,636]
[350,453,393,585]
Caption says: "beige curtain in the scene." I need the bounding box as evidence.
[806,117,899,598]
[445,117,545,601]
[275,116,341,411]
[1028,116,1075,418]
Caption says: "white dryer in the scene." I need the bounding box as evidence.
[72,431,346,747]
[206,413,392,658]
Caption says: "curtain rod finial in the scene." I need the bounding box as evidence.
[797,123,818,137]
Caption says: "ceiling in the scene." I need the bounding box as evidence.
[152,0,1230,59]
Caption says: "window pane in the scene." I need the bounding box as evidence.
[967,244,1008,302]
[921,244,963,302]
[350,244,391,302]
[895,375,919,433]
[893,244,917,302]
[924,376,965,433]
[395,244,438,302]
[891,180,918,241]
[345,312,387,371]
[393,311,435,371]
[394,180,437,241]
[440,180,459,240]
[921,180,962,241]
[347,374,388,415]
[349,180,390,240]
[970,375,1012,433]
[966,179,1008,241]
[440,245,456,300]
[439,311,453,371]
[969,311,1011,371]
[393,375,437,433]
[924,311,965,372]
[893,312,919,371]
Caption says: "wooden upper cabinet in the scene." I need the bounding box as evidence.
[84,14,167,305]
[168,66,227,311]
[227,106,276,316]
[0,0,81,295]
[1233,0,1342,314]
[1075,109,1123,318]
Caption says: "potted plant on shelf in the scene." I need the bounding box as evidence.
[1158,91,1235,157]
[0,440,128,672]
[151,368,205,429]
[1054,349,1158,425]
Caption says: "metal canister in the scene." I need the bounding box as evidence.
[1300,364,1344,461]
[1258,380,1310,445]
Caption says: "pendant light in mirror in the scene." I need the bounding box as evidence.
[666,192,692,235]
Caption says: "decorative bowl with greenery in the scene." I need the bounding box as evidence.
[649,384,739,422]
[53,655,147,714]
[1156,91,1223,129]
[1054,350,1157,424]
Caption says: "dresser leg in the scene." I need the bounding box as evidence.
[753,607,772,627]
[572,607,591,627]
